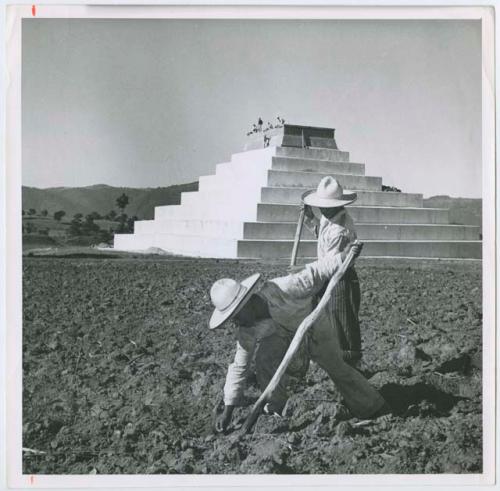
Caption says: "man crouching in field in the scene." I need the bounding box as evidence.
[209,243,389,433]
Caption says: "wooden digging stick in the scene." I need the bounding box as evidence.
[240,241,361,435]
[290,206,306,267]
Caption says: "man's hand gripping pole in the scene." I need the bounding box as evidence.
[290,191,315,268]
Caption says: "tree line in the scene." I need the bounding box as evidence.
[22,193,137,243]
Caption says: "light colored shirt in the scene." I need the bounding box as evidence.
[305,209,357,259]
[223,250,343,405]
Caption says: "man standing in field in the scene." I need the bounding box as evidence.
[302,176,362,365]
[209,243,388,433]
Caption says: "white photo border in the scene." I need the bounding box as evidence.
[3,3,496,489]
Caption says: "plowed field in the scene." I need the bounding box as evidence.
[22,256,482,474]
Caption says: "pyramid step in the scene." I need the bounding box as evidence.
[134,219,479,242]
[274,146,350,162]
[243,222,480,241]
[261,187,423,207]
[181,186,419,209]
[115,232,481,260]
[114,232,238,258]
[181,186,262,208]
[257,203,449,224]
[236,240,482,260]
[271,156,365,175]
[155,195,259,220]
[156,203,450,223]
[268,170,381,190]
[199,168,266,193]
[135,219,244,237]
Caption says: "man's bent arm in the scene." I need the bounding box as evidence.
[223,329,257,406]
[273,250,344,299]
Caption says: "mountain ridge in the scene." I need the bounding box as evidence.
[22,182,199,220]
[22,183,482,231]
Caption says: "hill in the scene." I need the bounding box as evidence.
[22,186,482,234]
[423,196,482,234]
[22,182,198,220]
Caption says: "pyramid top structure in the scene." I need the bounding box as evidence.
[244,124,339,151]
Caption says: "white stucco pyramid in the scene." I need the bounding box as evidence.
[114,124,481,260]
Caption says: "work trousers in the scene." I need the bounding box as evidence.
[317,267,362,364]
[308,310,385,418]
[254,315,385,419]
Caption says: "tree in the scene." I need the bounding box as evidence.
[81,214,100,235]
[25,222,36,234]
[54,210,66,222]
[88,211,101,221]
[41,209,48,217]
[127,216,138,233]
[22,210,25,216]
[116,213,129,234]
[69,214,83,236]
[106,210,117,221]
[116,193,130,213]
[28,208,36,216]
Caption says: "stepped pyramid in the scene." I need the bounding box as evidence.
[114,124,482,260]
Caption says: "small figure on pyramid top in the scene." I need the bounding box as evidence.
[246,116,285,137]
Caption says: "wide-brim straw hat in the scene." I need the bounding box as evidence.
[302,176,357,208]
[209,273,261,330]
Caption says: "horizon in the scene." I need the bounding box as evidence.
[23,19,482,199]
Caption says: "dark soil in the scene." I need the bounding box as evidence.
[22,256,482,474]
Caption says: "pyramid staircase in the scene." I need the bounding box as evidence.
[114,125,482,260]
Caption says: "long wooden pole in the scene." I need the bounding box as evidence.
[290,207,306,267]
[240,242,360,435]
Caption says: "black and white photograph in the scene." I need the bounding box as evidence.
[3,3,496,488]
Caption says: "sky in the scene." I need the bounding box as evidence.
[22,19,482,198]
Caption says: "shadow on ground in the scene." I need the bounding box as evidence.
[380,382,461,416]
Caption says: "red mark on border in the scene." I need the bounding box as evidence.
[31,5,36,16]
[30,475,35,485]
